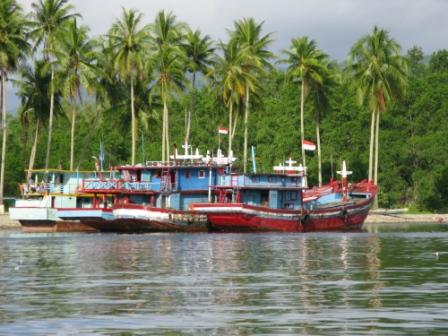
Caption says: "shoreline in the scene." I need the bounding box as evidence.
[0,214,20,229]
[365,213,448,224]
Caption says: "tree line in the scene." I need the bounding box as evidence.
[1,0,448,211]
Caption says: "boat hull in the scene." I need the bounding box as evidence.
[191,200,372,233]
[19,220,98,233]
[108,204,209,233]
[302,202,371,232]
[10,207,97,233]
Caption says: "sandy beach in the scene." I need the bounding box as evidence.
[365,210,448,224]
[0,214,20,229]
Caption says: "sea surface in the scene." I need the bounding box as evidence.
[1,224,448,335]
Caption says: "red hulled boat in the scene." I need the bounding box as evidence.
[190,161,377,232]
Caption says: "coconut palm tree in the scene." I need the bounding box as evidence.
[30,0,79,170]
[0,0,29,210]
[108,8,150,165]
[214,39,254,159]
[231,18,273,173]
[181,28,215,145]
[75,37,122,167]
[15,61,62,180]
[282,37,327,187]
[308,63,338,186]
[348,26,407,195]
[56,19,95,170]
[151,10,186,162]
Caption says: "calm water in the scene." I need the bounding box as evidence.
[1,224,448,335]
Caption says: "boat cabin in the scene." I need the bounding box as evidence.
[81,146,235,211]
[17,169,112,208]
[215,172,304,210]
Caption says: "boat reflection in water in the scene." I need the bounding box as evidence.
[2,228,448,334]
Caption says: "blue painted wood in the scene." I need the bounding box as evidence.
[181,194,209,210]
[177,168,209,190]
[170,193,181,210]
[269,190,278,209]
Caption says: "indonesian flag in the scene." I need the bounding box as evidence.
[302,140,316,151]
[218,127,229,135]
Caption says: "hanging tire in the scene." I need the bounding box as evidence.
[301,214,310,226]
[341,209,348,224]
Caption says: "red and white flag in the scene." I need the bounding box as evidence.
[218,127,229,135]
[302,140,316,151]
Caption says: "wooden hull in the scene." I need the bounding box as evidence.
[19,220,97,233]
[191,198,373,233]
[10,207,98,233]
[108,204,209,233]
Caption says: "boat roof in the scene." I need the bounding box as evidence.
[26,169,117,174]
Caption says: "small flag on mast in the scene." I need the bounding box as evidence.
[218,127,229,135]
[302,140,316,151]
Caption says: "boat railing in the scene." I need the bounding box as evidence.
[143,160,209,168]
[122,181,155,192]
[83,179,121,191]
[81,178,174,193]
[19,181,83,197]
[48,183,80,194]
[20,182,49,196]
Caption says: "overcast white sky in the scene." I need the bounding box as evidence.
[8,0,448,111]
[19,0,448,59]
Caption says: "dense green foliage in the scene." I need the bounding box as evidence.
[1,0,448,213]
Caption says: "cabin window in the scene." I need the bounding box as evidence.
[198,170,206,179]
[292,177,297,184]
[290,191,297,201]
[285,191,297,201]
[252,176,259,183]
[268,176,273,183]
[185,170,192,179]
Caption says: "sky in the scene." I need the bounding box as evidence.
[7,0,448,111]
[19,0,448,59]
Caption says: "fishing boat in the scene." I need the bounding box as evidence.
[190,161,377,232]
[79,144,235,232]
[8,169,112,232]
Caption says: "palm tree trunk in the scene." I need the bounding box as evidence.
[243,84,250,173]
[300,80,307,188]
[228,101,233,156]
[69,100,76,170]
[373,109,380,208]
[368,108,376,182]
[231,107,238,141]
[0,71,7,210]
[162,95,166,162]
[185,109,191,145]
[131,77,136,165]
[27,119,40,181]
[163,96,170,162]
[44,66,55,170]
[316,116,322,187]
[185,73,196,145]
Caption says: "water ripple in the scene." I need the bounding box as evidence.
[1,227,448,334]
